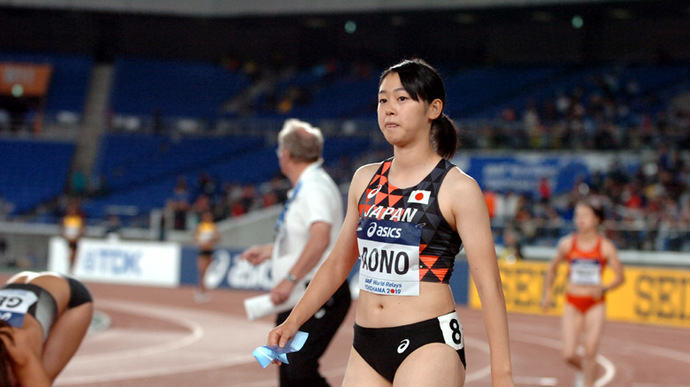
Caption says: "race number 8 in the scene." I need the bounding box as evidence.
[438,312,464,350]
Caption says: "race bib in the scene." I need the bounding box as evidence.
[0,289,38,328]
[438,312,464,351]
[357,218,422,296]
[198,230,214,244]
[569,259,602,285]
[64,227,80,240]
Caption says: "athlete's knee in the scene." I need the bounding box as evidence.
[563,352,581,368]
[582,347,598,361]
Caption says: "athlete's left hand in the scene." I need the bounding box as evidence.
[593,286,606,300]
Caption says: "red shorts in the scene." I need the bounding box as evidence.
[566,293,605,314]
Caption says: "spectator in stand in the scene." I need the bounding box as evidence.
[538,177,552,204]
[168,176,190,230]
[0,234,7,266]
[191,194,212,224]
[103,215,122,240]
[484,190,497,219]
[498,228,524,263]
[197,172,218,205]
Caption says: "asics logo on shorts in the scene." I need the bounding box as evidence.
[397,339,410,354]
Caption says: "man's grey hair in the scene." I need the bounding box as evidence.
[278,118,324,162]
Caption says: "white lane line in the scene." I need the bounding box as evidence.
[510,317,690,385]
[55,298,272,385]
[513,376,558,386]
[511,334,616,387]
[76,300,204,362]
[644,346,690,364]
[633,384,690,387]
[465,339,492,383]
[593,351,615,387]
[59,353,255,385]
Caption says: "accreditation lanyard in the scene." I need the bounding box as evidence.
[275,179,303,234]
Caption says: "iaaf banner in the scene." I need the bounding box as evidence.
[453,153,642,199]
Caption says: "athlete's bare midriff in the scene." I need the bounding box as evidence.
[355,282,456,328]
[566,283,603,297]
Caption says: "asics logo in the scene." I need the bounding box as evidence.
[367,186,381,199]
[397,339,410,354]
[314,308,326,319]
[366,222,402,239]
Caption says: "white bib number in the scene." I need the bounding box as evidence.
[0,289,38,328]
[438,312,464,351]
[570,259,602,285]
[357,218,422,296]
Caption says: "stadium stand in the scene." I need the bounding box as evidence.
[0,138,75,215]
[0,1,688,257]
[109,57,251,130]
[0,52,93,124]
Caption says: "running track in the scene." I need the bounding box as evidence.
[14,278,688,387]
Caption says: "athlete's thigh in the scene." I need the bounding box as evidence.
[42,302,94,380]
[583,303,606,355]
[561,303,584,356]
[197,256,211,271]
[394,343,465,387]
[342,347,391,387]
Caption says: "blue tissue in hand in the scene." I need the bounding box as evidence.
[252,331,309,368]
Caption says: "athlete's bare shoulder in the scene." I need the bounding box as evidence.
[353,161,381,177]
[351,162,381,189]
[599,235,618,256]
[441,165,483,198]
[557,233,575,252]
[344,161,382,204]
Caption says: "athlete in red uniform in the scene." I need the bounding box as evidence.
[541,199,625,387]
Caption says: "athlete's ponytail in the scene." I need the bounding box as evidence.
[432,113,460,159]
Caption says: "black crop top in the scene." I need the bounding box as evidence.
[357,158,463,283]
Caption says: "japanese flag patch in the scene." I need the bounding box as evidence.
[408,190,430,205]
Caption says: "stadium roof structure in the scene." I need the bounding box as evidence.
[1,0,687,66]
[0,0,654,17]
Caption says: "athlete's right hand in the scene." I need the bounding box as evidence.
[539,295,551,311]
[267,320,299,354]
